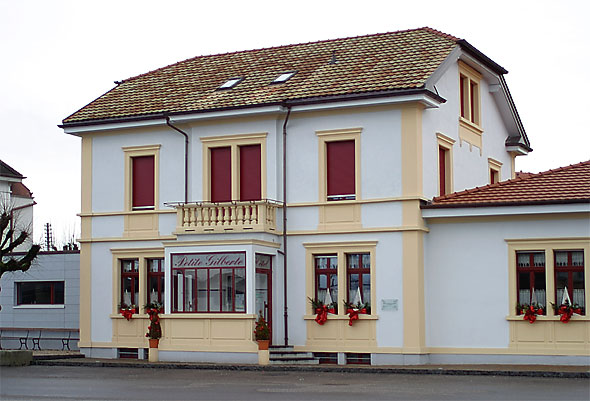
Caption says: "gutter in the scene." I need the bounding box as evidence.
[281,105,291,347]
[165,117,189,204]
[421,198,590,210]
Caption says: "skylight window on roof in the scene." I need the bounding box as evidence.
[218,77,243,90]
[271,71,296,84]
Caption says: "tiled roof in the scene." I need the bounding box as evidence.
[427,161,590,208]
[63,27,460,124]
[0,160,24,179]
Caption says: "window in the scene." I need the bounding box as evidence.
[488,158,502,185]
[436,133,455,196]
[326,141,355,201]
[316,128,361,202]
[16,281,64,305]
[516,252,546,309]
[271,71,296,84]
[555,250,585,313]
[171,252,246,313]
[131,155,155,209]
[508,240,588,320]
[202,133,266,202]
[123,145,160,212]
[218,77,243,90]
[459,66,480,126]
[121,259,139,306]
[305,242,376,317]
[314,255,338,305]
[347,254,370,306]
[147,258,165,305]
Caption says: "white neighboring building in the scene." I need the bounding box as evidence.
[59,28,587,365]
[0,160,35,252]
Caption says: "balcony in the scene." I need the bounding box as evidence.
[172,200,281,234]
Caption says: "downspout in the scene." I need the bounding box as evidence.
[165,116,189,204]
[281,106,291,347]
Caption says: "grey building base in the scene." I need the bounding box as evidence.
[0,350,33,366]
[372,352,590,366]
[80,347,117,359]
[159,350,258,364]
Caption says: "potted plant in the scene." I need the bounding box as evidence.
[253,314,270,350]
[145,303,162,348]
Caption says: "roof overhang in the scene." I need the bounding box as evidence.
[422,202,590,220]
[60,88,445,134]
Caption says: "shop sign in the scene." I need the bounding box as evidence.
[172,252,246,268]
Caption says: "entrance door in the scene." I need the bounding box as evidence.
[255,254,272,343]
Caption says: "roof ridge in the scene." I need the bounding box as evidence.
[121,27,459,84]
[433,160,590,203]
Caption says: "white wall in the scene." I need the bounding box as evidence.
[424,213,589,349]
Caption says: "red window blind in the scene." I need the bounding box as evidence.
[211,147,231,202]
[132,156,155,209]
[460,75,467,119]
[327,140,355,200]
[439,147,446,196]
[239,144,261,201]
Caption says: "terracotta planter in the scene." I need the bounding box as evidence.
[257,340,270,350]
[149,338,159,348]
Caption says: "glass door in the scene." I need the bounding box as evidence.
[255,254,272,343]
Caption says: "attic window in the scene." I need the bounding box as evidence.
[271,71,296,84]
[218,77,243,90]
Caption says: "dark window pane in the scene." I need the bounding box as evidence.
[209,269,220,312]
[54,282,65,304]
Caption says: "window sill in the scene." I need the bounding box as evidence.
[506,315,589,322]
[13,305,65,309]
[303,314,378,321]
[459,117,483,135]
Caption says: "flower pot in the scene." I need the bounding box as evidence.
[149,339,159,348]
[257,340,269,350]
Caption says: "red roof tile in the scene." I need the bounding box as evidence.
[63,27,461,124]
[428,161,590,208]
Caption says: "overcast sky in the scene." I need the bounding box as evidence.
[1,0,588,245]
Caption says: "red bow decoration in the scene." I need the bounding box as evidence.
[522,305,543,324]
[346,308,367,326]
[314,305,335,325]
[120,308,136,321]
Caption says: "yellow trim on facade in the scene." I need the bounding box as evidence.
[79,235,176,243]
[200,132,267,201]
[287,226,428,236]
[79,210,175,217]
[161,239,281,248]
[286,196,429,208]
[488,157,502,183]
[458,61,483,153]
[79,136,93,346]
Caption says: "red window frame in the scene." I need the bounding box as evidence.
[210,147,232,202]
[346,253,370,307]
[147,258,165,305]
[554,250,585,314]
[515,251,546,309]
[326,140,355,201]
[171,252,246,313]
[121,259,139,307]
[16,281,65,305]
[314,255,338,305]
[460,75,467,119]
[239,144,261,201]
[131,155,155,209]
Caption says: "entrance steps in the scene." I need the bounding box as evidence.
[269,346,319,365]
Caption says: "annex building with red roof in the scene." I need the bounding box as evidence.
[60,28,588,365]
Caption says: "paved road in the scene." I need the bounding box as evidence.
[1,365,588,400]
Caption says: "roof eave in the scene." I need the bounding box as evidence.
[422,198,590,210]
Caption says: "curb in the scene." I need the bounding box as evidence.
[31,359,590,379]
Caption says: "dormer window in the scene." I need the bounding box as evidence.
[218,77,243,90]
[271,71,296,84]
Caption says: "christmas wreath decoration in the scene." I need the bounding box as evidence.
[309,297,337,325]
[118,303,137,321]
[516,303,544,324]
[344,301,371,326]
[551,301,583,323]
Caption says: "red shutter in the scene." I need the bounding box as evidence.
[211,147,231,202]
[327,140,355,199]
[239,144,261,201]
[132,155,155,208]
[460,76,466,119]
[439,147,446,196]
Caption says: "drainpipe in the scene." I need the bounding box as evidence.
[281,106,291,347]
[165,116,189,204]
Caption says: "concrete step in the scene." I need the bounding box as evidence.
[269,358,320,365]
[270,352,314,360]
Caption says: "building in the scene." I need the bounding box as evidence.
[59,28,587,364]
[0,160,35,252]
